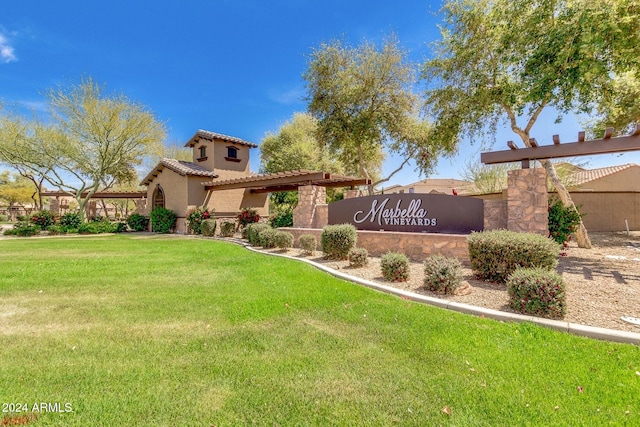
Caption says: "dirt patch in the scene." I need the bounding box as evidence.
[260,232,640,333]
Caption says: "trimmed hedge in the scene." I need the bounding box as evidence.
[467,230,560,283]
[127,213,149,232]
[258,227,278,248]
[381,252,410,282]
[321,224,357,260]
[348,247,368,268]
[275,230,294,251]
[0,214,8,222]
[219,221,236,237]
[507,267,566,319]
[150,207,177,233]
[247,223,271,245]
[298,234,317,256]
[423,255,464,295]
[201,219,217,237]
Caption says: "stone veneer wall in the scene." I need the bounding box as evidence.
[506,168,548,235]
[281,227,470,264]
[293,185,327,228]
[484,199,507,230]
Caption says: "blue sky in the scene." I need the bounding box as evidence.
[2,0,638,188]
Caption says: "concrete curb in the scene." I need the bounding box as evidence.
[233,240,640,345]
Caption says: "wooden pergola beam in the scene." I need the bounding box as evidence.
[481,129,640,165]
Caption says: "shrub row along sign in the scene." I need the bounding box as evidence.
[328,194,484,234]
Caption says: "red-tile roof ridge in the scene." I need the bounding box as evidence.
[568,163,637,186]
[185,129,258,148]
[140,158,218,186]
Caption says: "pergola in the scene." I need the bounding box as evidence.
[481,125,640,167]
[202,169,371,193]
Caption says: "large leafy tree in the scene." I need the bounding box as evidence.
[423,0,640,248]
[0,170,36,209]
[0,78,165,221]
[304,37,448,194]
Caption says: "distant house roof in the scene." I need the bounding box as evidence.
[379,178,476,195]
[568,163,637,187]
[140,158,219,186]
[184,129,258,148]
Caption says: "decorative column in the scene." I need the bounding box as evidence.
[50,197,60,215]
[293,185,326,228]
[506,168,548,235]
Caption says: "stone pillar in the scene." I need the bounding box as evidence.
[293,185,326,228]
[85,201,97,220]
[506,168,548,235]
[344,189,362,199]
[50,197,60,215]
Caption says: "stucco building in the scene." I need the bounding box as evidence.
[140,130,268,233]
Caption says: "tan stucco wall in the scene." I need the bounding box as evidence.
[576,168,640,192]
[190,140,251,180]
[555,191,640,232]
[205,189,268,218]
[145,169,188,217]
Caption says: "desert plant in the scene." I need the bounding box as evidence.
[127,213,149,232]
[298,234,318,256]
[237,208,260,229]
[46,225,65,235]
[423,255,464,295]
[150,207,177,234]
[275,230,294,251]
[246,223,271,245]
[0,214,8,222]
[186,207,213,234]
[59,212,82,229]
[30,210,56,230]
[258,227,278,248]
[269,210,294,228]
[467,230,560,283]
[348,247,369,268]
[381,252,410,282]
[201,219,217,237]
[219,221,236,237]
[548,199,583,245]
[321,224,357,260]
[507,267,566,319]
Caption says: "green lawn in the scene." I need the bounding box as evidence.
[0,235,638,426]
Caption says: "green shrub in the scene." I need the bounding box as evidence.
[127,213,149,232]
[186,207,213,234]
[150,207,176,234]
[3,228,15,236]
[17,215,29,222]
[201,219,217,237]
[258,227,278,248]
[46,225,65,235]
[269,210,293,228]
[237,208,260,229]
[247,223,271,245]
[381,252,410,282]
[219,221,236,237]
[30,210,56,230]
[114,222,127,233]
[0,214,8,222]
[467,230,560,283]
[321,224,357,260]
[507,267,566,319]
[78,223,98,234]
[299,234,317,256]
[275,230,294,251]
[9,221,40,237]
[348,247,369,268]
[548,199,583,245]
[423,255,464,295]
[59,212,82,229]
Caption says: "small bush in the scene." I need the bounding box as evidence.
[219,221,236,237]
[127,213,149,232]
[201,219,217,237]
[0,214,8,222]
[114,222,127,233]
[275,230,294,251]
[59,212,82,229]
[467,230,560,283]
[507,267,566,319]
[548,199,583,245]
[17,215,29,222]
[258,227,278,248]
[348,247,369,268]
[30,210,56,230]
[46,225,65,235]
[423,255,464,295]
[321,224,357,260]
[9,221,40,237]
[381,252,410,282]
[150,207,176,233]
[237,208,260,229]
[299,234,317,256]
[247,223,271,245]
[78,223,98,234]
[186,207,213,234]
[269,210,293,228]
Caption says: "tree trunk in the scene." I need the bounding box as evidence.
[540,159,592,249]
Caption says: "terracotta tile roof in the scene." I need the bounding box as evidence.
[568,163,636,187]
[202,169,370,191]
[140,158,218,186]
[184,129,258,148]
